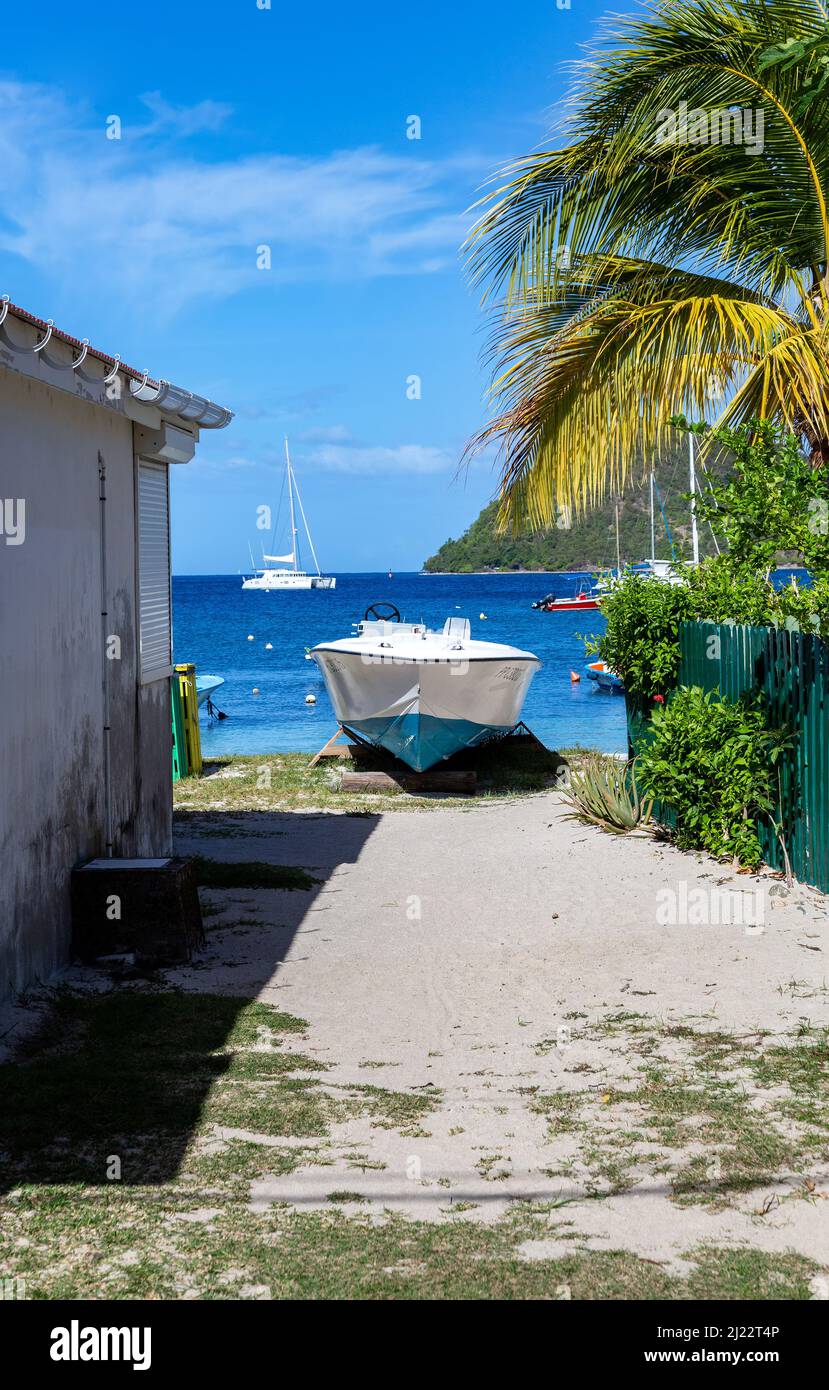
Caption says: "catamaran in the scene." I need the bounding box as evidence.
[311,604,540,772]
[242,439,336,591]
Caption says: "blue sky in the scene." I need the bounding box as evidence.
[1,0,623,572]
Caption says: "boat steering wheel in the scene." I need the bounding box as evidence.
[364,602,401,623]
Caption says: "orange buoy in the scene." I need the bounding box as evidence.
[570,670,581,683]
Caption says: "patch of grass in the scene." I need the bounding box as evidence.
[347,1084,441,1131]
[207,1077,337,1141]
[476,1153,511,1181]
[0,990,326,1186]
[446,737,566,797]
[187,1141,312,1186]
[686,1246,819,1301]
[189,856,319,891]
[2,1184,820,1299]
[527,1013,829,1208]
[751,1026,829,1097]
[173,742,574,818]
[529,1091,583,1135]
[777,978,829,1000]
[0,988,443,1193]
[2,991,825,1300]
[579,1141,639,1195]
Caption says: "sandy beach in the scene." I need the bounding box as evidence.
[162,789,829,1280]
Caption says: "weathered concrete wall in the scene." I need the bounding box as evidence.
[0,367,172,1000]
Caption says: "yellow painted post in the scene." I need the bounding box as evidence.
[175,663,203,776]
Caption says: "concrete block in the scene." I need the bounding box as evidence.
[71,858,204,965]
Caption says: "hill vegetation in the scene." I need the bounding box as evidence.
[424,452,719,573]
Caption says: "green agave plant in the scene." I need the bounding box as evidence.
[562,755,654,834]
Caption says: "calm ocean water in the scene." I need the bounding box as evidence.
[172,571,627,756]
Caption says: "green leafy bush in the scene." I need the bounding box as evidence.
[587,575,694,701]
[636,687,775,868]
[684,564,779,627]
[591,421,829,700]
[687,418,829,577]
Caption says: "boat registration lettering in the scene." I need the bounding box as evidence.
[497,665,522,682]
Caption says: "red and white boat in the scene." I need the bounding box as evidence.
[532,586,600,612]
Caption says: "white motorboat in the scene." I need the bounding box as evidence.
[311,604,541,772]
[242,439,336,591]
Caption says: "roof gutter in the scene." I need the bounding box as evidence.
[0,296,233,430]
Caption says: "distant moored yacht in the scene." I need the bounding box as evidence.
[242,438,336,591]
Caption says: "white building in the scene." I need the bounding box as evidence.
[0,299,232,999]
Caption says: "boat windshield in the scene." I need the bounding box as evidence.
[357,620,426,638]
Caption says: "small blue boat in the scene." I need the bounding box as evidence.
[195,674,225,708]
[585,661,625,694]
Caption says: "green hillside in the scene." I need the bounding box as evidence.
[424,452,719,573]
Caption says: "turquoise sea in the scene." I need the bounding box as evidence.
[173,568,806,757]
[172,571,627,756]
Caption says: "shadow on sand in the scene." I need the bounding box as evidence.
[0,809,380,1193]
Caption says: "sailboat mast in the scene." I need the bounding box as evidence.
[689,435,700,565]
[649,467,656,561]
[291,465,322,578]
[615,499,621,573]
[285,437,299,572]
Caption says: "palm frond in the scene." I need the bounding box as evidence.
[466,0,829,517]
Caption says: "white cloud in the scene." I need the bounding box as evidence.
[136,91,234,138]
[186,432,457,478]
[0,79,477,314]
[367,213,466,265]
[299,424,354,443]
[305,443,454,475]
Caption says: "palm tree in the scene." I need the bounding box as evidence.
[467,0,829,529]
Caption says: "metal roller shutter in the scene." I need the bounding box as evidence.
[138,460,172,680]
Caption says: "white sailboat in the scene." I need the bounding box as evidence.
[641,437,703,584]
[599,439,706,592]
[242,439,336,591]
[312,606,540,772]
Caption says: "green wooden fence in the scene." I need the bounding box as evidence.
[630,620,829,893]
[171,676,188,782]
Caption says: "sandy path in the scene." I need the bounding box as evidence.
[171,793,829,1275]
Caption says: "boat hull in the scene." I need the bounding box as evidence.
[313,648,539,771]
[344,712,513,769]
[543,597,599,612]
[532,590,600,611]
[585,661,624,693]
[195,675,225,707]
[242,573,336,590]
